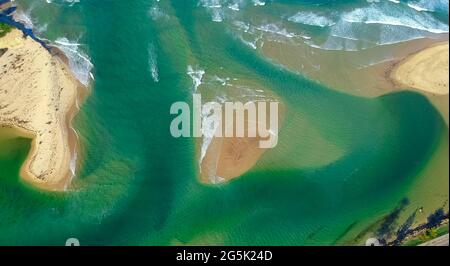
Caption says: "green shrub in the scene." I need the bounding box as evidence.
[0,22,14,38]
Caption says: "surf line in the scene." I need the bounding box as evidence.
[170,93,279,149]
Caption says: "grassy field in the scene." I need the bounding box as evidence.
[0,22,13,38]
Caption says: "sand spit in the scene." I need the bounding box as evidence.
[391,42,449,95]
[0,29,86,191]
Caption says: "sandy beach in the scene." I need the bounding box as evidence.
[0,28,85,191]
[391,42,449,95]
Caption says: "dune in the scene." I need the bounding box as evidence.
[391,42,449,95]
[0,28,86,191]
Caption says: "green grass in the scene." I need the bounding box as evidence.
[403,224,449,246]
[0,22,13,38]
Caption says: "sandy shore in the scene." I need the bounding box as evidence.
[0,29,86,191]
[199,101,283,185]
[391,42,449,95]
[200,125,267,184]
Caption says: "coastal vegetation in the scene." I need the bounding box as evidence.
[389,207,449,246]
[403,225,449,246]
[0,22,12,38]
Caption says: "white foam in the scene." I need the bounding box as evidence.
[148,44,159,82]
[200,101,222,165]
[342,5,449,34]
[200,0,225,22]
[406,0,449,13]
[255,23,296,38]
[239,36,258,49]
[66,0,80,6]
[288,11,336,27]
[10,3,93,87]
[45,0,80,6]
[407,3,430,12]
[252,0,265,6]
[233,21,250,32]
[228,3,240,11]
[54,39,82,46]
[187,65,205,92]
[55,37,94,86]
[211,10,223,22]
[13,10,34,29]
[268,0,449,51]
[213,75,229,86]
[198,93,228,168]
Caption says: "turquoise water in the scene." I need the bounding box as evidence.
[0,0,448,245]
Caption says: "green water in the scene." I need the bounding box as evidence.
[0,0,448,245]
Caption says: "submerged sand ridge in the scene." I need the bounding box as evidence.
[0,29,85,190]
[199,100,284,185]
[200,122,269,184]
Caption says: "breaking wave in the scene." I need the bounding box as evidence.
[148,44,159,82]
[55,37,94,86]
[288,11,336,27]
[187,65,205,92]
[12,9,34,29]
[406,0,449,13]
[230,0,449,51]
[341,4,448,34]
[44,0,80,6]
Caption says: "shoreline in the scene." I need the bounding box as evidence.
[0,28,89,191]
[392,214,449,246]
[389,42,449,95]
[1,0,51,50]
[386,41,449,125]
[261,33,449,98]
